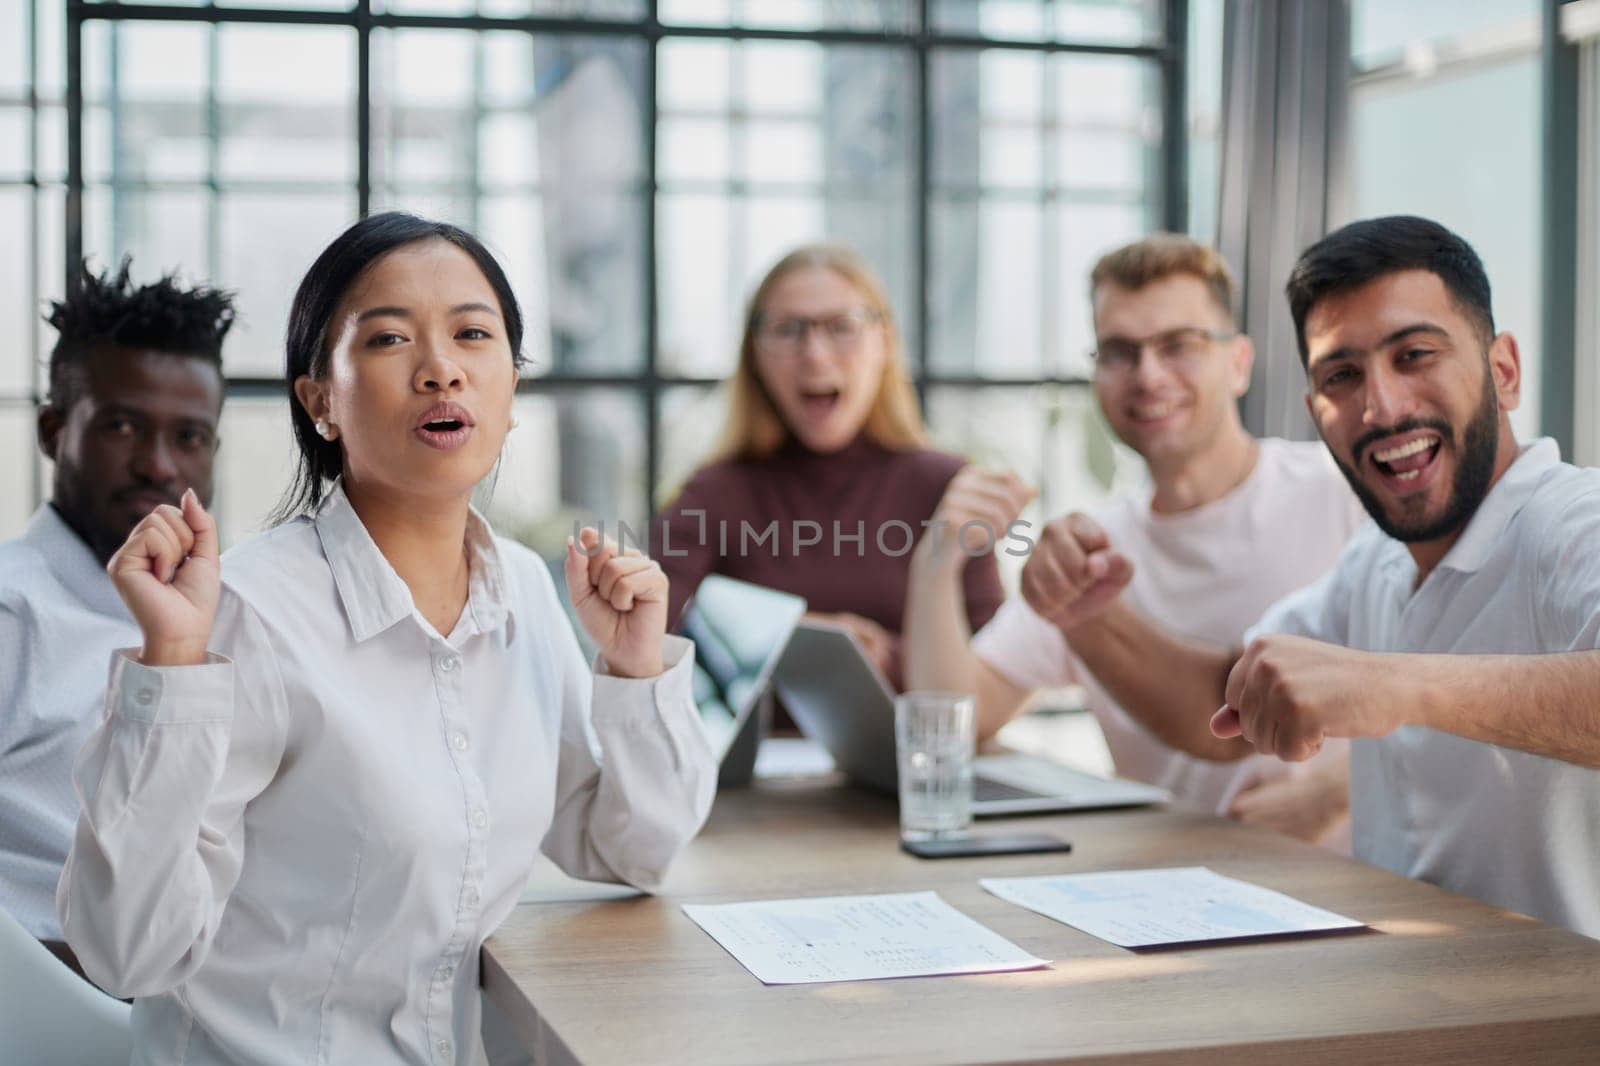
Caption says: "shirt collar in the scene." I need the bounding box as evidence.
[25,504,129,619]
[1434,437,1562,575]
[314,481,513,645]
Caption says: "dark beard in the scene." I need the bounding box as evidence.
[1331,364,1500,543]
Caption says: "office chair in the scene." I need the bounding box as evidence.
[0,905,131,1065]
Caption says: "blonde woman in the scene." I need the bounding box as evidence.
[657,243,1005,691]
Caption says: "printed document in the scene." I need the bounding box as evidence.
[683,891,1048,984]
[981,866,1363,948]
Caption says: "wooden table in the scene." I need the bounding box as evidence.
[484,778,1600,1065]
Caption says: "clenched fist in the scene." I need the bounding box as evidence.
[565,527,669,679]
[107,488,221,667]
[1019,512,1134,631]
[1211,634,1408,760]
[922,466,1037,565]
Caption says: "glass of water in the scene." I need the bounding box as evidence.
[894,691,976,841]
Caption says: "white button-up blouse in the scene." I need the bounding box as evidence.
[57,484,717,1065]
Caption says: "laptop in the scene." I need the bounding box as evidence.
[548,565,804,782]
[677,575,806,777]
[773,619,1170,816]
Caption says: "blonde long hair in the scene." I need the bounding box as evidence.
[709,243,927,463]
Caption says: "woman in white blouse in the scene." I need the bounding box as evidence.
[57,212,717,1065]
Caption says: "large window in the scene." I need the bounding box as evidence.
[1347,0,1544,440]
[3,0,1189,554]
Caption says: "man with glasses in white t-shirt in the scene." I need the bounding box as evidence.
[905,234,1367,844]
[1010,216,1600,937]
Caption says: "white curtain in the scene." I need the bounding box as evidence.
[1215,0,1352,440]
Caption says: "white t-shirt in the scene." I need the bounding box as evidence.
[1248,439,1600,938]
[974,438,1368,813]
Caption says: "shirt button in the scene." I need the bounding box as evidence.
[471,807,488,830]
[465,887,480,908]
[440,962,455,981]
[134,689,155,707]
[436,1037,451,1058]
[449,732,469,752]
[439,655,458,673]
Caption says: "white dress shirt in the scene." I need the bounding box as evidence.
[58,483,717,1065]
[0,504,140,940]
[1249,439,1600,937]
[974,439,1367,813]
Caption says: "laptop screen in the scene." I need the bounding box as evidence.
[679,576,806,761]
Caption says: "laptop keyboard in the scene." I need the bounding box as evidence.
[974,776,1041,803]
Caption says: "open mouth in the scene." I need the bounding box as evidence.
[414,402,476,450]
[799,386,842,417]
[1368,432,1442,485]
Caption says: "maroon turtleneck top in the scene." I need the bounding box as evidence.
[654,435,1005,691]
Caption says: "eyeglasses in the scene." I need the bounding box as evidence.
[753,309,882,356]
[1090,327,1237,376]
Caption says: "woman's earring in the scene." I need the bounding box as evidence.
[314,419,333,440]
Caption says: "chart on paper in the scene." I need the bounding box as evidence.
[683,891,1048,985]
[981,866,1364,949]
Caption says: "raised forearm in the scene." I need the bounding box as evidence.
[903,540,1027,741]
[903,539,981,700]
[1062,602,1251,762]
[1414,650,1600,768]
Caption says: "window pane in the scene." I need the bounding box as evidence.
[377,0,643,17]
[0,109,27,180]
[0,405,43,539]
[478,389,647,558]
[657,384,728,504]
[372,32,646,376]
[85,22,210,184]
[1348,2,1543,437]
[0,0,27,98]
[37,103,66,183]
[1056,200,1148,373]
[84,185,211,280]
[213,395,296,547]
[218,25,357,184]
[218,192,359,376]
[930,0,1163,46]
[35,0,65,100]
[0,187,36,395]
[220,0,356,10]
[1187,0,1225,243]
[83,22,357,187]
[930,198,1045,378]
[928,49,1159,379]
[1351,0,1540,70]
[660,0,916,33]
[656,41,915,379]
[36,184,65,376]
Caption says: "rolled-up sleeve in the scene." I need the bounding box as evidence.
[57,592,287,998]
[541,633,717,890]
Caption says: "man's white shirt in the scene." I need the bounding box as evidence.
[975,438,1369,813]
[1249,438,1600,938]
[0,505,139,940]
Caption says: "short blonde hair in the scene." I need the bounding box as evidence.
[709,243,927,463]
[1089,233,1238,324]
